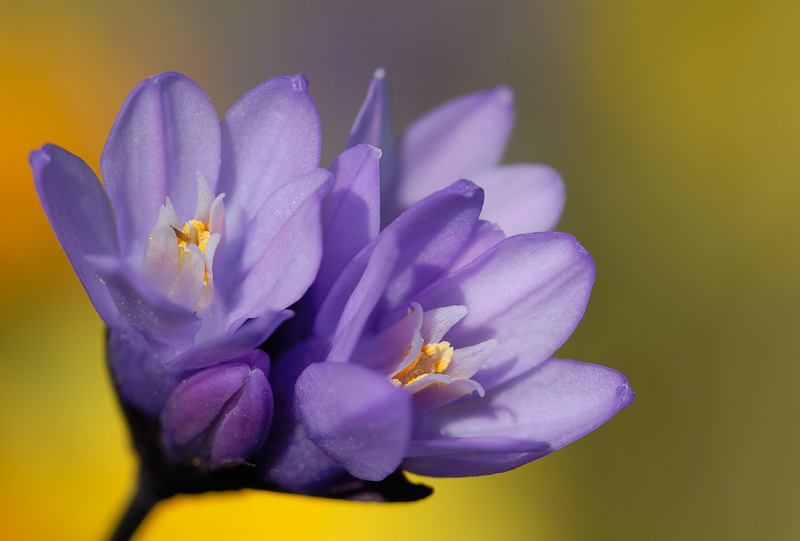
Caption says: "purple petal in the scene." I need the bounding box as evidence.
[377,179,485,312]
[352,302,423,372]
[218,74,321,233]
[107,328,182,415]
[346,68,392,151]
[31,144,119,325]
[414,232,595,391]
[404,358,633,477]
[87,254,201,352]
[320,235,400,363]
[471,164,566,235]
[389,86,513,218]
[234,168,331,272]
[167,309,293,371]
[405,436,548,457]
[297,362,412,481]
[317,180,484,350]
[404,441,549,478]
[222,169,330,328]
[448,219,505,271]
[311,144,381,308]
[100,72,221,267]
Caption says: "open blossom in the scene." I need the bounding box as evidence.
[260,178,633,493]
[255,72,633,496]
[32,72,330,468]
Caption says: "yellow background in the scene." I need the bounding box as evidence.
[2,1,798,539]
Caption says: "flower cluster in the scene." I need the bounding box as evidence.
[33,69,632,504]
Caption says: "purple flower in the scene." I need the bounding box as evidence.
[347,68,567,235]
[31,69,633,525]
[256,72,633,496]
[32,72,330,468]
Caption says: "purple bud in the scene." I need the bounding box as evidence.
[161,350,273,466]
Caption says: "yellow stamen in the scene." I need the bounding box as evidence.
[392,341,453,386]
[172,219,212,283]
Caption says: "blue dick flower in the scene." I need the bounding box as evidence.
[32,72,330,470]
[32,69,633,537]
[256,71,633,497]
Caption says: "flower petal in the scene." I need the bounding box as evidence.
[142,206,180,296]
[297,362,412,481]
[218,74,321,233]
[405,436,548,458]
[346,68,392,151]
[446,339,497,380]
[377,179,485,313]
[171,243,206,311]
[222,169,330,328]
[411,377,486,411]
[320,234,400,364]
[311,144,381,307]
[167,309,293,371]
[471,163,566,235]
[448,219,505,272]
[235,168,331,273]
[100,72,221,267]
[193,172,215,223]
[316,180,485,361]
[87,254,201,352]
[107,328,183,415]
[30,144,119,324]
[404,358,634,477]
[420,305,468,343]
[414,232,595,391]
[352,302,422,372]
[389,86,513,219]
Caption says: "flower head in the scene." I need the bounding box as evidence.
[260,177,632,492]
[255,71,633,497]
[31,69,633,513]
[32,72,330,468]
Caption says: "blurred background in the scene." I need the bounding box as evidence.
[2,0,799,539]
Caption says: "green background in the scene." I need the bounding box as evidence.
[2,1,798,539]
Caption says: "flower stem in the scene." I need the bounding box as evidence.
[109,470,162,541]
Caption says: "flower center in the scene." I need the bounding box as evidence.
[392,341,453,387]
[141,173,225,312]
[172,220,212,283]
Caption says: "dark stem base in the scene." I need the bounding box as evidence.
[109,470,161,541]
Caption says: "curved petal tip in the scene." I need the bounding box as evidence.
[449,178,483,199]
[491,84,513,106]
[617,380,636,408]
[29,146,51,170]
[290,73,309,92]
